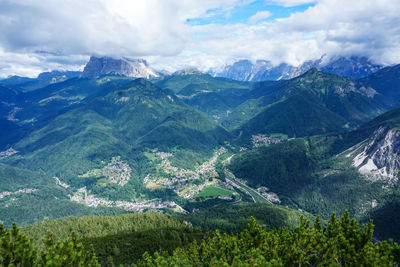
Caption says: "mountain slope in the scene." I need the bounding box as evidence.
[3,79,231,216]
[0,161,128,227]
[0,84,25,148]
[339,108,400,183]
[20,204,313,265]
[180,202,312,233]
[10,78,229,171]
[360,64,400,106]
[156,73,252,95]
[156,73,254,123]
[230,69,387,140]
[0,163,51,192]
[227,107,400,240]
[22,212,205,266]
[0,76,138,150]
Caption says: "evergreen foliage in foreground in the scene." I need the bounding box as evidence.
[2,211,400,266]
[22,213,205,266]
[0,223,98,266]
[138,211,400,266]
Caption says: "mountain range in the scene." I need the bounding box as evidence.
[214,56,383,81]
[1,55,400,246]
[1,55,386,87]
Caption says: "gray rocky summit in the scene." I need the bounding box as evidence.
[172,68,202,76]
[215,56,383,82]
[81,56,158,78]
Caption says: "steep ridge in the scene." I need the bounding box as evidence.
[335,108,400,240]
[360,64,400,106]
[227,107,400,240]
[342,108,400,184]
[230,69,387,140]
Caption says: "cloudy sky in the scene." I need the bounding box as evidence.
[0,0,399,77]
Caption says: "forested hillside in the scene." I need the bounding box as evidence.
[1,54,400,267]
[2,211,399,266]
[1,1,400,266]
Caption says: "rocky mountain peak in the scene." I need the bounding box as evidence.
[81,56,158,79]
[215,56,383,82]
[218,60,263,81]
[173,68,202,76]
[319,56,382,79]
[37,70,81,83]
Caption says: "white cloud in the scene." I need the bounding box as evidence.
[265,0,318,7]
[0,48,87,78]
[280,0,400,64]
[0,0,400,77]
[0,0,249,76]
[248,11,272,24]
[156,0,400,71]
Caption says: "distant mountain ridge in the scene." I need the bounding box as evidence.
[0,70,81,91]
[172,68,202,76]
[214,56,383,81]
[36,70,81,82]
[0,55,387,86]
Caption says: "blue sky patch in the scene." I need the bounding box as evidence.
[186,0,315,25]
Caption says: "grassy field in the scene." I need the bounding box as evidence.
[198,186,233,198]
[143,152,158,161]
[269,133,289,139]
[145,181,164,190]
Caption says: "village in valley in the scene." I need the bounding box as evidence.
[61,144,283,214]
[0,140,283,215]
[70,186,186,213]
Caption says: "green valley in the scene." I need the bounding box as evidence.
[1,59,400,266]
[2,2,400,265]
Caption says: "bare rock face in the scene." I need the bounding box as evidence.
[37,70,81,82]
[215,56,382,82]
[216,60,295,81]
[173,68,202,76]
[81,56,158,78]
[349,126,400,184]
